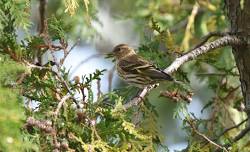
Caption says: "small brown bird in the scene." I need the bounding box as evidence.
[112,44,173,88]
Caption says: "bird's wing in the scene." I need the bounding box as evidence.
[118,54,173,81]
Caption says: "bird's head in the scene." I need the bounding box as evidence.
[112,44,136,60]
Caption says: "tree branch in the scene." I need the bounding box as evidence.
[186,31,230,53]
[215,125,250,152]
[186,118,228,152]
[217,118,248,139]
[124,87,151,110]
[53,94,71,119]
[164,35,243,74]
[201,118,248,148]
[124,35,245,109]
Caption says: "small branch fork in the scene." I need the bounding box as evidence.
[216,126,250,151]
[186,118,229,152]
[217,118,248,138]
[198,118,248,151]
[124,34,245,110]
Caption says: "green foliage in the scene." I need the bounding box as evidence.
[47,0,98,40]
[0,0,249,152]
[20,65,160,151]
[0,0,31,32]
[48,16,69,40]
[0,55,36,151]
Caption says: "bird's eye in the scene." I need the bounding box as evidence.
[114,47,121,52]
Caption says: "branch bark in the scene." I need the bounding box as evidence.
[164,35,243,74]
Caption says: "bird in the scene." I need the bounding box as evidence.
[111,44,174,88]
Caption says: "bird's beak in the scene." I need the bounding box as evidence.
[105,52,114,58]
[105,52,116,62]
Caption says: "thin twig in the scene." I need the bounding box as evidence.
[60,39,80,64]
[186,119,228,152]
[53,94,71,119]
[215,125,250,152]
[37,44,64,51]
[231,126,250,142]
[23,60,51,70]
[217,118,248,139]
[68,38,80,53]
[26,117,55,134]
[202,118,247,148]
[194,128,228,152]
[16,72,29,85]
[220,86,240,101]
[4,48,20,62]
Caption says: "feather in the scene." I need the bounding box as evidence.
[118,54,173,81]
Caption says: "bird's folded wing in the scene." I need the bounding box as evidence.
[118,55,173,81]
[118,55,154,72]
[141,67,173,81]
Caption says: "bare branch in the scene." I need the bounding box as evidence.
[201,118,248,149]
[187,31,229,53]
[194,127,228,152]
[217,118,248,139]
[60,39,80,64]
[231,126,250,143]
[215,125,250,152]
[23,60,51,70]
[124,85,155,110]
[164,35,243,74]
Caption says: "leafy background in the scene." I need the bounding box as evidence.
[0,0,248,152]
